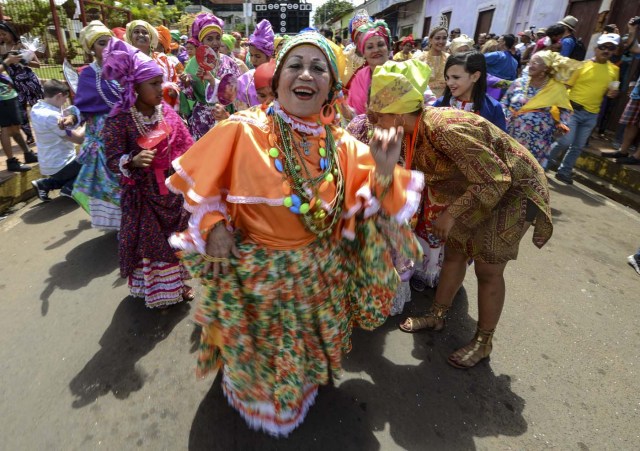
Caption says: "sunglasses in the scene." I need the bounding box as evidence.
[597,44,616,51]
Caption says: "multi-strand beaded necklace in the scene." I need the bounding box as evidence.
[130,104,164,137]
[92,61,121,108]
[268,111,345,238]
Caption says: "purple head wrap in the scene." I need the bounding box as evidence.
[191,13,224,44]
[249,19,274,57]
[101,39,163,116]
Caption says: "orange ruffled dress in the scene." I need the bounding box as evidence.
[166,105,423,436]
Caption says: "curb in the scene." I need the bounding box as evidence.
[0,166,40,214]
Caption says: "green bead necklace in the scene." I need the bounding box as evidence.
[271,113,345,238]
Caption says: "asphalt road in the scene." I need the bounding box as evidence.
[1,178,638,450]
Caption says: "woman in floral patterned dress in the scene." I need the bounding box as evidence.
[501,50,577,167]
[102,39,194,308]
[167,33,423,436]
[179,13,240,140]
[62,21,123,230]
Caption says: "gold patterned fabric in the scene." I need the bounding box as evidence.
[417,50,449,98]
[369,59,431,114]
[412,107,553,263]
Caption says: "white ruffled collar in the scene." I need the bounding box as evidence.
[272,101,325,136]
[449,97,475,112]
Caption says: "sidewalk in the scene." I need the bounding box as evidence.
[571,135,640,211]
[0,139,41,215]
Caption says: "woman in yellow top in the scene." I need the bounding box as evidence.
[418,26,450,97]
[367,59,553,369]
[393,35,414,61]
[167,32,423,436]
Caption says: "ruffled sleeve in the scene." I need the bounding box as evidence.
[166,119,241,253]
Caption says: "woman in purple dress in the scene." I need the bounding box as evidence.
[235,19,274,110]
[59,22,124,230]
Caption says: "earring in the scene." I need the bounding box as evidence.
[320,103,335,125]
[90,50,95,55]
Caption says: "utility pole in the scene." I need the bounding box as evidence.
[244,0,251,37]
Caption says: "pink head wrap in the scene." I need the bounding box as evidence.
[249,19,274,57]
[191,13,224,44]
[186,37,200,48]
[101,39,163,116]
[356,20,391,54]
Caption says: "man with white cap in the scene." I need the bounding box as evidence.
[549,33,621,184]
[557,15,579,58]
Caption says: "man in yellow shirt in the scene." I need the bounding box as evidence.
[549,33,620,184]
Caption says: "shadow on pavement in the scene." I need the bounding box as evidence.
[187,286,527,450]
[189,373,381,451]
[21,197,79,224]
[341,287,528,450]
[69,297,190,409]
[44,219,92,250]
[39,232,119,316]
[548,180,605,208]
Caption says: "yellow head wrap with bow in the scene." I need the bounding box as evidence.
[519,50,582,114]
[125,20,159,52]
[534,50,583,83]
[79,20,113,55]
[369,59,431,114]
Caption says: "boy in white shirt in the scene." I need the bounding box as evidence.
[30,80,84,201]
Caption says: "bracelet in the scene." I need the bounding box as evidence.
[374,171,393,188]
[202,254,229,263]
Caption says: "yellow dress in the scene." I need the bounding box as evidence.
[418,50,449,98]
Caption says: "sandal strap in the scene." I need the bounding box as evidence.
[403,315,433,331]
[426,301,450,320]
[473,327,494,346]
[448,328,495,369]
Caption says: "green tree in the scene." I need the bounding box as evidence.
[1,0,51,34]
[312,0,353,28]
[100,0,192,25]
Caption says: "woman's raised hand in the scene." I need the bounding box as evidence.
[369,126,404,176]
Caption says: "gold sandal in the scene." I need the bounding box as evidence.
[399,302,449,333]
[448,328,494,369]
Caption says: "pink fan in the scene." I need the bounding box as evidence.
[136,121,173,195]
[196,45,217,72]
[217,73,238,106]
[136,121,172,149]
